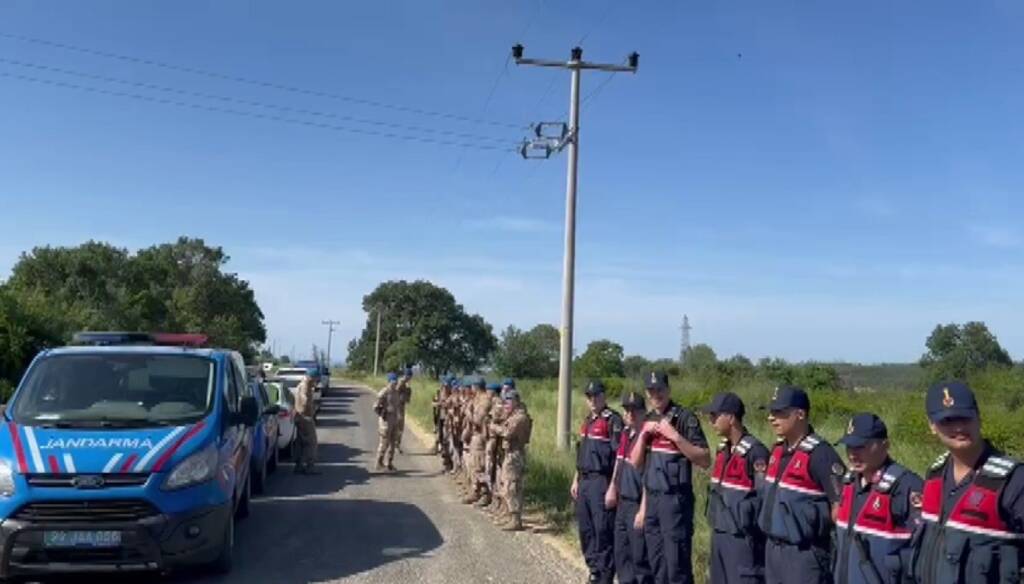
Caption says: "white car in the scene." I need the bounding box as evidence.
[265,380,297,456]
[275,367,322,414]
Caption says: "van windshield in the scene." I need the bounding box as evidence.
[10,353,215,427]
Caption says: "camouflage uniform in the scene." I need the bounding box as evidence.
[463,389,492,503]
[485,392,509,511]
[293,376,319,473]
[396,378,412,452]
[496,401,532,530]
[374,382,403,470]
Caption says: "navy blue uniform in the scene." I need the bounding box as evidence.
[708,432,770,584]
[833,460,922,584]
[758,432,845,584]
[641,401,708,584]
[577,407,624,581]
[912,444,1024,584]
[616,427,653,584]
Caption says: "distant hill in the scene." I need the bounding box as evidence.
[828,362,923,391]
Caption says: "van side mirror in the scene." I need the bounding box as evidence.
[238,396,259,427]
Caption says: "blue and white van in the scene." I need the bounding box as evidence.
[0,332,257,577]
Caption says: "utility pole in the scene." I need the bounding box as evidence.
[322,320,340,373]
[372,307,383,377]
[680,315,692,363]
[513,45,639,451]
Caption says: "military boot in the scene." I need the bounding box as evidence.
[462,488,481,504]
[502,513,524,532]
[374,457,385,471]
[475,492,492,508]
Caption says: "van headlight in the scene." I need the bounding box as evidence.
[162,444,218,491]
[0,461,14,496]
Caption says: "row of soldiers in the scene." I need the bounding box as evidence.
[432,377,533,531]
[574,372,1024,584]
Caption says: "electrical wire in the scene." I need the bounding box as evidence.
[0,71,519,152]
[0,57,516,145]
[0,31,529,130]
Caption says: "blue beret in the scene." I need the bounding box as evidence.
[502,378,516,389]
[306,368,320,378]
[387,372,399,382]
[486,383,502,392]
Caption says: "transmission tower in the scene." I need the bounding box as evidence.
[680,315,692,362]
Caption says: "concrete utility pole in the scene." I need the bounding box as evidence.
[513,45,639,451]
[372,308,383,377]
[322,320,340,372]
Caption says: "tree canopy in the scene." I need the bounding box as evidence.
[493,324,560,378]
[574,339,625,379]
[920,322,1012,382]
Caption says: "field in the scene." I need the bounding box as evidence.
[352,370,1024,583]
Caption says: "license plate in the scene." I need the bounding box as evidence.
[43,530,121,548]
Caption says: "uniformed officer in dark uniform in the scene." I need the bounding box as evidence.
[702,392,770,584]
[630,371,710,584]
[608,391,653,584]
[572,380,624,584]
[911,381,1024,584]
[833,413,922,584]
[758,385,845,584]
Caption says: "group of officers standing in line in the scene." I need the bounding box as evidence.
[573,372,1024,584]
[431,376,534,532]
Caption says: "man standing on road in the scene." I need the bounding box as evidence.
[464,378,493,506]
[293,369,321,475]
[374,372,403,472]
[573,380,624,584]
[833,413,922,584]
[491,386,532,532]
[702,392,769,584]
[608,391,653,584]
[484,381,508,511]
[758,386,845,584]
[434,377,453,470]
[630,372,710,584]
[911,381,1024,584]
[396,368,413,454]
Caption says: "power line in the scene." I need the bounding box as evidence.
[0,58,516,145]
[0,71,519,152]
[0,31,529,131]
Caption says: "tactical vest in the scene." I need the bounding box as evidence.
[708,434,764,536]
[643,403,697,495]
[914,451,1023,584]
[577,407,620,476]
[616,429,645,502]
[834,463,913,584]
[758,434,833,546]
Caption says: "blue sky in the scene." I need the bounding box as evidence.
[2,1,1023,364]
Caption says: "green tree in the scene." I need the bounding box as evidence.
[794,362,841,392]
[920,322,1013,382]
[758,357,796,385]
[683,343,718,375]
[493,324,560,378]
[649,358,682,377]
[720,354,755,379]
[0,289,62,398]
[346,280,496,376]
[383,336,419,372]
[575,339,625,379]
[623,355,652,379]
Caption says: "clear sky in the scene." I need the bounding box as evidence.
[2,1,1023,364]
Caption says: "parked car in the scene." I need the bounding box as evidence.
[274,367,321,415]
[0,332,258,578]
[265,379,297,458]
[248,379,280,495]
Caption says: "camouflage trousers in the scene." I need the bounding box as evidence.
[294,414,318,468]
[467,434,488,488]
[500,450,526,514]
[377,421,400,464]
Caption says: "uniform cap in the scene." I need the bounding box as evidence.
[621,391,646,411]
[386,372,399,382]
[441,377,453,387]
[584,380,606,397]
[502,378,516,389]
[926,381,978,423]
[472,377,486,389]
[837,413,888,447]
[767,385,810,412]
[486,382,502,392]
[701,392,745,419]
[644,371,670,391]
[306,368,320,378]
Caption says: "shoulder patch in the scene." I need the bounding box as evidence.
[686,415,700,429]
[753,459,768,474]
[736,435,754,455]
[981,456,1017,478]
[909,491,923,508]
[930,452,950,471]
[798,435,821,453]
[831,462,846,477]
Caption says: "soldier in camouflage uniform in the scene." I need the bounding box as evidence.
[463,378,493,505]
[395,368,413,454]
[492,386,532,531]
[374,372,403,471]
[484,379,513,514]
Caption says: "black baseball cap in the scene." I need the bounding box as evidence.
[584,380,606,397]
[837,413,888,447]
[645,371,670,392]
[926,381,979,423]
[767,385,811,412]
[621,391,646,411]
[701,392,745,419]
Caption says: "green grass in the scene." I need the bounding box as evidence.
[345,370,1024,583]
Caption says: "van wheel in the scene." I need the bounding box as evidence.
[268,443,279,474]
[252,460,267,495]
[210,516,234,574]
[236,476,251,519]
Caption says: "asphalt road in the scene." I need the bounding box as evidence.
[33,384,584,584]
